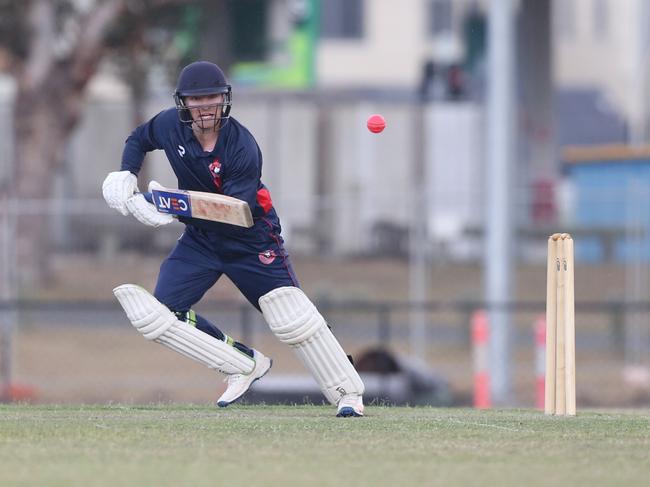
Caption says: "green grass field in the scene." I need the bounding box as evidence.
[1,405,649,487]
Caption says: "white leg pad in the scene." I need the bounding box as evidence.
[113,284,254,375]
[259,286,364,405]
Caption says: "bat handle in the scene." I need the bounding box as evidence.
[142,192,153,204]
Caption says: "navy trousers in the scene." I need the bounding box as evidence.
[153,224,299,354]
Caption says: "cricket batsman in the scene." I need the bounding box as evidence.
[102,61,364,417]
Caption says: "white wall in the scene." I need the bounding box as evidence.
[553,0,646,133]
[235,99,318,249]
[426,103,484,259]
[327,102,417,254]
[318,0,429,88]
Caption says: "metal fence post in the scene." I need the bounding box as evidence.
[0,196,17,398]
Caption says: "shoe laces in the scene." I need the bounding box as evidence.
[224,373,245,386]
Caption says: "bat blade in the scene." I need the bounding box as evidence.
[144,188,253,227]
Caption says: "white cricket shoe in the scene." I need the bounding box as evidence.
[336,394,364,417]
[216,350,272,407]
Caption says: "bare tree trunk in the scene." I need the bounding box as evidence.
[8,0,202,288]
[13,0,124,289]
[13,87,67,286]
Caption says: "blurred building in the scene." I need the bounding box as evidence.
[554,0,650,145]
[317,0,480,90]
[2,0,649,261]
[228,0,485,97]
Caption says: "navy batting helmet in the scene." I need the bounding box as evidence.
[173,61,232,125]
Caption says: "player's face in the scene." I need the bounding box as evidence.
[185,94,224,131]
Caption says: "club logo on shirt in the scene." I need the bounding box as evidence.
[258,249,277,265]
[178,145,186,157]
[209,159,223,192]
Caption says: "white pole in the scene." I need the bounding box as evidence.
[0,196,16,394]
[409,103,429,360]
[0,76,17,395]
[357,102,375,249]
[485,0,516,405]
[630,0,650,145]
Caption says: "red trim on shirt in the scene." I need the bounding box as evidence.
[256,188,273,214]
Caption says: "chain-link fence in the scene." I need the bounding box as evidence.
[2,278,650,406]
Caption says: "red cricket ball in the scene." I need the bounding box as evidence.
[367,114,386,133]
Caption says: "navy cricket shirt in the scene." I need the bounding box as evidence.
[120,108,280,242]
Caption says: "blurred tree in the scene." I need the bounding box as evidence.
[0,0,210,287]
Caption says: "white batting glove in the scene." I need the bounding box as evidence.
[102,171,138,216]
[125,182,174,227]
[147,180,166,192]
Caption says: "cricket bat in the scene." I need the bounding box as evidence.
[143,187,253,228]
